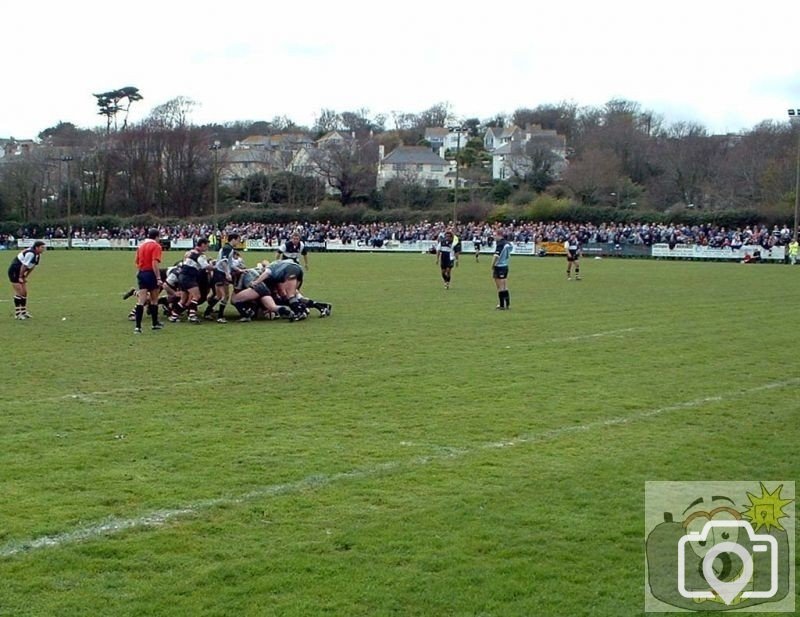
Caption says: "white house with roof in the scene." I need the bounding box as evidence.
[424,127,469,154]
[484,125,523,151]
[376,145,455,189]
[490,125,568,181]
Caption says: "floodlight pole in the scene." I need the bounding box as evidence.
[209,140,221,218]
[789,109,800,242]
[61,155,74,249]
[448,125,462,225]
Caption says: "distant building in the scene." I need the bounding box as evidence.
[377,145,454,189]
[488,124,567,181]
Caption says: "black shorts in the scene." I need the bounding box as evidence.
[493,266,509,279]
[440,257,455,269]
[251,282,272,298]
[178,272,199,290]
[137,270,159,291]
[567,254,579,262]
[212,270,229,286]
[7,262,22,284]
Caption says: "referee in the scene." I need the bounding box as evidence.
[133,228,164,333]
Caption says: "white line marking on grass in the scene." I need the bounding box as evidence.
[0,377,233,408]
[544,327,641,343]
[2,377,797,559]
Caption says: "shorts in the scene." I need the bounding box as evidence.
[212,270,229,286]
[178,272,199,291]
[250,282,272,298]
[137,270,159,291]
[566,254,579,262]
[7,263,22,284]
[493,266,509,279]
[440,257,455,269]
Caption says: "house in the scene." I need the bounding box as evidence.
[288,145,340,196]
[490,124,567,181]
[424,127,469,154]
[233,133,314,151]
[484,125,522,151]
[377,145,454,189]
[1,138,38,159]
[219,148,290,185]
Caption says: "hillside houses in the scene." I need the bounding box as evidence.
[376,145,455,189]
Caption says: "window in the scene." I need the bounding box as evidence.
[431,165,443,172]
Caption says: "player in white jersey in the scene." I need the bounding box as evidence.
[7,240,45,319]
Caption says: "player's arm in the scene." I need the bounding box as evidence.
[250,268,272,286]
[151,248,162,281]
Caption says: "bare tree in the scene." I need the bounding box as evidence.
[313,109,342,135]
[308,136,379,205]
[562,147,622,205]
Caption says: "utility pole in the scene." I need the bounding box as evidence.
[61,155,74,249]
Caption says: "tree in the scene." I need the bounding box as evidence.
[308,135,379,205]
[38,122,94,147]
[149,96,197,129]
[313,109,341,135]
[647,122,725,209]
[415,103,451,129]
[93,87,143,134]
[561,147,622,205]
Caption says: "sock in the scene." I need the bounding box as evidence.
[148,304,159,326]
[233,301,249,316]
[13,295,23,317]
[497,292,503,307]
[503,290,510,308]
[217,300,227,319]
[204,297,219,315]
[134,304,144,328]
[575,266,580,276]
[188,300,198,318]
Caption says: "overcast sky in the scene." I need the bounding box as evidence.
[3,0,798,139]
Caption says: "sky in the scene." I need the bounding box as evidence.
[3,0,799,139]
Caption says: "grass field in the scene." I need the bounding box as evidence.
[0,249,797,616]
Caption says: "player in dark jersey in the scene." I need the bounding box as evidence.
[231,260,304,321]
[473,236,482,262]
[276,231,309,270]
[436,230,457,289]
[564,233,582,280]
[8,240,45,320]
[492,231,513,309]
[205,233,239,322]
[170,238,211,322]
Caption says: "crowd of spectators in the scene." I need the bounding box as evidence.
[3,220,795,250]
